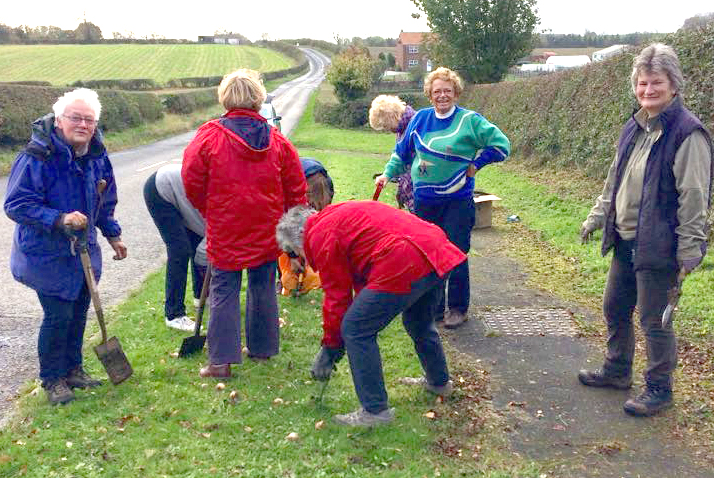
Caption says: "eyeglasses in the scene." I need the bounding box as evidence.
[62,114,98,126]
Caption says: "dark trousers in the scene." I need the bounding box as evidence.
[415,196,475,317]
[207,261,279,364]
[602,239,678,390]
[341,272,450,414]
[144,173,205,319]
[36,283,91,385]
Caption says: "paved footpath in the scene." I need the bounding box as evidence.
[443,224,712,478]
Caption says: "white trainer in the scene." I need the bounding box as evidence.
[165,316,196,332]
[333,407,395,427]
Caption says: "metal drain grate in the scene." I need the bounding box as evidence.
[479,307,578,336]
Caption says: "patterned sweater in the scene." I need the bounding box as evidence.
[383,106,510,203]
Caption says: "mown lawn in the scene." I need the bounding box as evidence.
[0,44,294,85]
[0,94,544,478]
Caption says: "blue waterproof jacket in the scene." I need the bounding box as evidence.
[4,114,122,300]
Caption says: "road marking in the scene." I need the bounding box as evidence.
[136,161,168,172]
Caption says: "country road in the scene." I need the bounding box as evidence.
[0,47,330,426]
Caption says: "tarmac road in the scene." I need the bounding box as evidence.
[0,47,330,426]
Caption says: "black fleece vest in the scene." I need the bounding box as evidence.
[602,97,712,270]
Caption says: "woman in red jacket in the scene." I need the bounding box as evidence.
[182,69,307,378]
[276,202,466,427]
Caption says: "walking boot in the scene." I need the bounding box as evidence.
[577,369,632,390]
[199,363,231,378]
[44,378,75,405]
[623,385,673,417]
[443,310,468,329]
[66,366,102,389]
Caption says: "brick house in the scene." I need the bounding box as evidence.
[395,31,432,71]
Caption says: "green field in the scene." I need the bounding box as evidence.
[0,44,295,85]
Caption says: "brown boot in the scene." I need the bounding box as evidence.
[199,363,231,378]
[66,366,102,389]
[44,378,75,405]
[443,310,468,329]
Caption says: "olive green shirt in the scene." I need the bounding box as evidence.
[584,107,712,261]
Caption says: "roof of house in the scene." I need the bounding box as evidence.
[398,32,428,44]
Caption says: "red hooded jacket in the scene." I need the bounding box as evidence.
[304,201,466,348]
[182,109,307,270]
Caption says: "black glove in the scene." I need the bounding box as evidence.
[310,346,345,381]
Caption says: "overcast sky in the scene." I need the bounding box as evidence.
[2,0,712,42]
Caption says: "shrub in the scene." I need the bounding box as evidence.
[314,98,371,128]
[160,89,217,114]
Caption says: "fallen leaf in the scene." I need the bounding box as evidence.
[286,432,299,441]
[424,411,436,419]
[201,433,211,438]
[0,455,11,463]
[273,397,284,405]
[65,441,73,448]
[169,352,178,358]
[215,383,226,391]
[244,426,252,433]
[229,390,238,400]
[315,420,325,430]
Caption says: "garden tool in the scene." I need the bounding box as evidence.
[179,267,211,357]
[291,272,305,298]
[71,228,133,385]
[661,268,686,328]
[373,182,384,201]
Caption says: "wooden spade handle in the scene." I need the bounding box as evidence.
[79,249,108,344]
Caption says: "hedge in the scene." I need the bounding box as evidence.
[159,88,218,114]
[462,23,714,179]
[0,84,164,146]
[72,78,160,90]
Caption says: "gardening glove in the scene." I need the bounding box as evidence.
[310,346,345,381]
[580,221,597,245]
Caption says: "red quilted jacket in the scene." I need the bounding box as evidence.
[182,109,307,270]
[304,201,466,348]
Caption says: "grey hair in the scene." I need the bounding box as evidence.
[276,205,317,253]
[52,88,102,121]
[630,43,684,95]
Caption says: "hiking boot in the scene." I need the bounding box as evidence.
[443,310,468,329]
[166,316,196,332]
[65,366,102,389]
[44,378,75,405]
[333,407,395,427]
[199,363,231,378]
[399,377,454,397]
[623,385,673,417]
[577,369,632,390]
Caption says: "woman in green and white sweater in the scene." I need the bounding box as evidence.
[375,67,510,329]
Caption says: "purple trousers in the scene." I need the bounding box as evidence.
[207,260,279,364]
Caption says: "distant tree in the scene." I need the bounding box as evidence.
[378,52,386,61]
[681,12,714,30]
[386,52,396,68]
[412,0,539,83]
[326,46,378,102]
[74,21,102,43]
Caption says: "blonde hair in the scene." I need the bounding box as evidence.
[369,95,407,132]
[423,67,463,99]
[217,69,266,111]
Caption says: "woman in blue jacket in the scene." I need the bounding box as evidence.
[4,88,127,405]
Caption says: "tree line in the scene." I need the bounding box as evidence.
[537,32,662,48]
